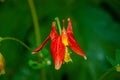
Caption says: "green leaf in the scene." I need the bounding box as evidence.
[115,49,120,64]
[106,56,116,66]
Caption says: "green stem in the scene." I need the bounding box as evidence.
[28,0,41,45]
[98,67,115,80]
[55,17,62,35]
[2,37,32,51]
[28,0,46,80]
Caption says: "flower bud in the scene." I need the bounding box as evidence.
[0,53,5,75]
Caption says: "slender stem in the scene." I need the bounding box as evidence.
[55,17,62,35]
[28,0,46,80]
[2,37,32,51]
[98,67,115,80]
[28,0,41,45]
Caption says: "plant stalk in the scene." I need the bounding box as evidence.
[2,37,32,51]
[28,0,41,45]
[28,0,46,80]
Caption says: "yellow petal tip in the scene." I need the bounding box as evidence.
[55,66,60,70]
[52,22,56,27]
[55,63,62,70]
[84,56,87,60]
[0,70,5,75]
[67,18,70,21]
[32,52,36,54]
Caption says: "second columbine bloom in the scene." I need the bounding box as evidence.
[33,18,87,70]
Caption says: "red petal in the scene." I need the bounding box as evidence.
[50,22,58,40]
[67,18,87,60]
[32,35,50,53]
[50,36,65,70]
[32,22,58,54]
[32,22,58,53]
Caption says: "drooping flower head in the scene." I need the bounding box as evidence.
[33,18,87,70]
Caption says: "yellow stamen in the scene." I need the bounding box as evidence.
[62,28,68,46]
[64,47,72,63]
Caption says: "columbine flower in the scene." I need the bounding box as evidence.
[32,18,87,70]
[0,53,5,75]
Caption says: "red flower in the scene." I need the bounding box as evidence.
[33,18,87,70]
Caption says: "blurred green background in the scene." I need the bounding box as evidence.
[0,0,120,80]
